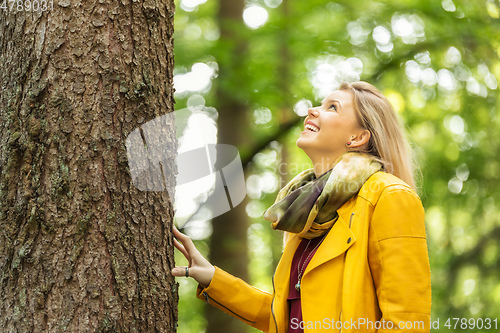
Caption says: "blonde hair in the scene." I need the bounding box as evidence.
[339,81,418,191]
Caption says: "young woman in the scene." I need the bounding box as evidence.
[172,81,431,333]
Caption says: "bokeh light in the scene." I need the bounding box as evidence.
[243,5,269,29]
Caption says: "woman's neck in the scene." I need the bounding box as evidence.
[311,156,341,178]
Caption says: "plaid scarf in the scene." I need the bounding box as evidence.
[263,152,382,239]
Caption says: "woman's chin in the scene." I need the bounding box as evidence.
[296,137,305,149]
[296,138,311,152]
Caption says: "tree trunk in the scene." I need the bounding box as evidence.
[0,1,177,332]
[206,0,249,332]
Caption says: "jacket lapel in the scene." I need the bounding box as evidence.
[303,203,357,278]
[274,233,301,286]
[272,234,301,332]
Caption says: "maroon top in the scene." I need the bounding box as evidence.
[288,236,324,333]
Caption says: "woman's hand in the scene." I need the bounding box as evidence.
[171,226,215,288]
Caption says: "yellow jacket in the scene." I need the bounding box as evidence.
[196,172,431,332]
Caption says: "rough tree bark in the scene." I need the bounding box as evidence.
[0,1,177,332]
[206,0,249,332]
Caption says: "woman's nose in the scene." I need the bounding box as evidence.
[307,107,319,117]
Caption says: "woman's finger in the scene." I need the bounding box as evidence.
[171,264,214,288]
[173,226,199,257]
[173,238,192,265]
[171,266,191,278]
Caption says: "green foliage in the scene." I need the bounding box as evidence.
[174,0,500,331]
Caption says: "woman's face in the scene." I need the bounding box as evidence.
[296,89,363,160]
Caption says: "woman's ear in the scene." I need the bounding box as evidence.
[349,130,371,148]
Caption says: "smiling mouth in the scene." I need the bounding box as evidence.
[305,123,320,132]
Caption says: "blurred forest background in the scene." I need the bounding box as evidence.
[172,0,500,332]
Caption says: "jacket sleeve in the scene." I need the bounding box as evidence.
[368,185,431,333]
[196,266,273,332]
